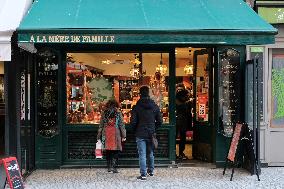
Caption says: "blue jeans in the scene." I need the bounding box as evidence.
[136,137,154,176]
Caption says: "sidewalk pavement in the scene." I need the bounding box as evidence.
[22,167,284,189]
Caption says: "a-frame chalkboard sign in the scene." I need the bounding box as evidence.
[223,122,260,181]
[0,157,24,189]
[0,160,6,189]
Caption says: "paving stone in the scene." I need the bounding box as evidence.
[23,167,284,189]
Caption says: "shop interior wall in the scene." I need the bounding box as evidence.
[69,51,208,77]
[0,62,4,74]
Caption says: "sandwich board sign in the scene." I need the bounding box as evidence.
[0,157,24,189]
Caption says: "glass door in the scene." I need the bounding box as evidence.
[175,47,213,162]
[192,48,213,162]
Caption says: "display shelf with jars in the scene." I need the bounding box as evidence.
[66,57,105,124]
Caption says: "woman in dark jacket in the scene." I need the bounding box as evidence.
[97,99,126,173]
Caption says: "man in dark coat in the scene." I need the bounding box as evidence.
[176,83,192,160]
[130,86,162,180]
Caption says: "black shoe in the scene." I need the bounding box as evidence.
[137,175,147,180]
[112,168,119,173]
[179,154,189,160]
[112,158,119,173]
[107,159,112,172]
[147,170,154,176]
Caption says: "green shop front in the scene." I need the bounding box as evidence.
[15,0,276,169]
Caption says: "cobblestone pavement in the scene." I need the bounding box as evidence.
[23,167,284,189]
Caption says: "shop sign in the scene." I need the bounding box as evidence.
[18,33,275,45]
[258,7,284,24]
[250,47,264,53]
[28,34,115,43]
[198,94,207,119]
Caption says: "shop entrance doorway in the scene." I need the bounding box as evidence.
[175,47,213,163]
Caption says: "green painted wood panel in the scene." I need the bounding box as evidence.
[214,46,246,167]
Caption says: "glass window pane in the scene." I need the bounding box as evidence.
[271,50,284,128]
[66,53,169,125]
[195,53,209,122]
[142,53,169,123]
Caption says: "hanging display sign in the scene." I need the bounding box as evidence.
[198,94,207,119]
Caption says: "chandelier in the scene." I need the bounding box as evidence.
[184,65,193,75]
[155,53,167,75]
[129,67,140,79]
[129,54,141,78]
[130,54,141,66]
[184,50,193,75]
[101,59,111,64]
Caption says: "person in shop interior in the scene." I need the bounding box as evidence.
[130,85,162,180]
[176,83,192,160]
[97,99,126,173]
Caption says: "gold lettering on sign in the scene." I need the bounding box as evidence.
[29,34,115,43]
[49,35,70,42]
[82,36,89,42]
[110,36,115,43]
[30,35,35,42]
[70,35,81,43]
[36,35,47,43]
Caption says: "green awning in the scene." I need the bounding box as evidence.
[18,0,277,45]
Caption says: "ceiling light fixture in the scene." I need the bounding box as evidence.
[156,53,167,75]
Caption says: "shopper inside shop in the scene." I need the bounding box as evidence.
[176,83,192,160]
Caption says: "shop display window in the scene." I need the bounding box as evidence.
[66,53,169,124]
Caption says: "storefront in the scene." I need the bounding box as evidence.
[16,0,276,169]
